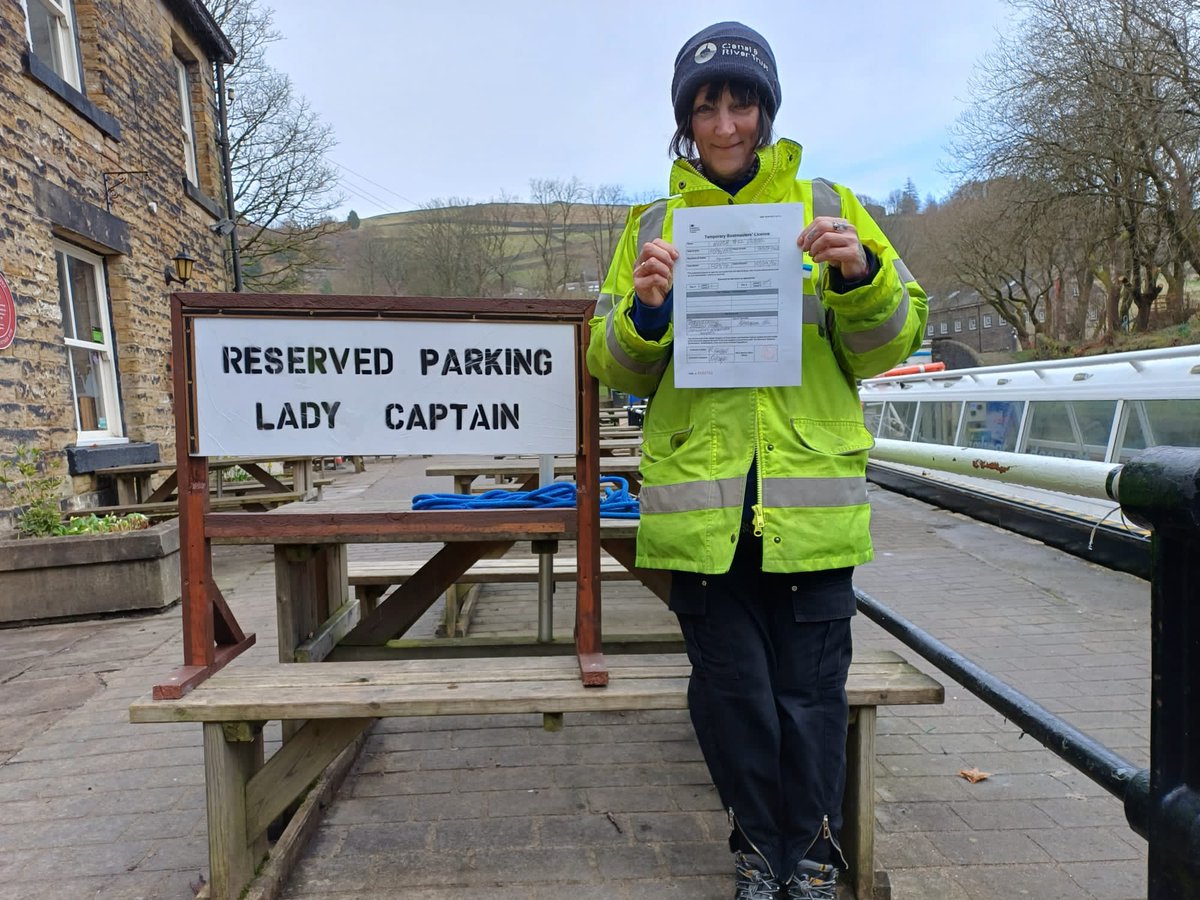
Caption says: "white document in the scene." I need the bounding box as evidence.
[673,202,807,388]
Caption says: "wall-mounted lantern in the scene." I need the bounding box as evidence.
[164,248,196,286]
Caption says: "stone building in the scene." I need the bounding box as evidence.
[923,289,1019,355]
[0,0,234,520]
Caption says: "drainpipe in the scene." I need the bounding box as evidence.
[215,61,243,292]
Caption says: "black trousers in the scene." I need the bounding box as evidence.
[670,537,853,879]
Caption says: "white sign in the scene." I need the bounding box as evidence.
[191,317,578,456]
[673,202,807,388]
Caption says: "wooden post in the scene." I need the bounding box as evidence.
[843,705,876,900]
[203,721,263,900]
[575,319,606,686]
[173,296,214,667]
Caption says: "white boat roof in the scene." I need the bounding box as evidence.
[860,344,1200,402]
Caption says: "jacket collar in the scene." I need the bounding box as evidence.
[669,138,804,203]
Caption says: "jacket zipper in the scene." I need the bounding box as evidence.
[751,390,765,537]
[728,806,775,878]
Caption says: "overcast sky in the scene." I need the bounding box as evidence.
[262,0,1018,219]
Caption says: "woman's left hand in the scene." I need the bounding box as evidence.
[798,217,869,281]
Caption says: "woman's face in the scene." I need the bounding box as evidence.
[690,85,760,181]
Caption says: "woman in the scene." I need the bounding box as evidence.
[586,21,928,900]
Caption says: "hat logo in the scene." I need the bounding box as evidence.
[694,42,716,64]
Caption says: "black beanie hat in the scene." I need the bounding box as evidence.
[671,22,780,126]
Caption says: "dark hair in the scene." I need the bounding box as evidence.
[669,79,775,160]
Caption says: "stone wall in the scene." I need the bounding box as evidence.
[0,0,231,519]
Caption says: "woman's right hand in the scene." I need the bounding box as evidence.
[633,238,679,308]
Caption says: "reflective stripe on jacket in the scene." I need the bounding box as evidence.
[586,139,929,574]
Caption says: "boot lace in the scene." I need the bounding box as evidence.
[735,853,780,900]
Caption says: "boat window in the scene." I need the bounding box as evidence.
[1118,400,1200,462]
[913,401,963,445]
[878,401,918,440]
[862,402,884,435]
[962,400,1024,451]
[1023,400,1116,461]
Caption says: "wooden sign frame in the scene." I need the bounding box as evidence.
[162,292,603,698]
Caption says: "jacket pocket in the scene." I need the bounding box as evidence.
[640,424,694,467]
[790,418,875,456]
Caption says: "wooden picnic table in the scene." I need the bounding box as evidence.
[94,455,317,506]
[427,457,642,496]
[203,506,659,667]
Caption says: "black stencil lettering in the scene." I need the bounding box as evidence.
[484,348,502,374]
[223,346,243,373]
[419,348,439,375]
[429,404,448,428]
[511,348,533,375]
[354,347,370,374]
[287,346,303,373]
[245,346,263,374]
[384,403,404,429]
[374,348,394,374]
[469,404,490,429]
[441,349,462,376]
[322,401,341,428]
[309,347,328,374]
[255,402,275,429]
[463,348,483,374]
[499,403,519,429]
[331,347,350,374]
[534,349,552,375]
[450,403,468,427]
[264,347,283,374]
[277,402,299,429]
[300,402,321,428]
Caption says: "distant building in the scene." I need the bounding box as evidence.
[1,0,235,516]
[924,289,1018,354]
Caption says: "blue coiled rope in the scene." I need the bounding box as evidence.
[413,476,640,519]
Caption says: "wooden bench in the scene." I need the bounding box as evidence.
[129,650,942,900]
[65,491,304,521]
[348,555,638,638]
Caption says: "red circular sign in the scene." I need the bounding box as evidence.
[0,271,14,350]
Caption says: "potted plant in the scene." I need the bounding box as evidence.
[0,447,180,624]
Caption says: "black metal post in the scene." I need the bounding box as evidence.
[1111,447,1200,900]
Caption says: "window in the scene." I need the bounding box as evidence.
[55,242,122,439]
[983,315,993,328]
[954,320,962,333]
[175,56,199,184]
[1023,400,1117,461]
[939,322,948,335]
[925,325,933,336]
[24,0,80,89]
[913,401,964,445]
[968,317,977,331]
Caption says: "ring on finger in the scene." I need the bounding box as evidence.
[832,220,849,233]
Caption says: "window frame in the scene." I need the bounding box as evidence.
[54,240,124,443]
[939,321,948,335]
[175,55,200,185]
[983,314,993,328]
[23,0,82,90]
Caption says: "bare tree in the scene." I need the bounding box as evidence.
[949,0,1200,335]
[528,177,584,295]
[404,197,520,297]
[584,184,630,288]
[204,0,344,291]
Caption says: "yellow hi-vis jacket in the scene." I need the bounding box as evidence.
[586,139,928,574]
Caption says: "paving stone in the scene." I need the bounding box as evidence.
[0,459,1160,898]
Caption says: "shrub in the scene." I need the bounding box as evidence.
[0,447,64,538]
[0,447,151,538]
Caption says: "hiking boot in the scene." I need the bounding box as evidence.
[734,851,780,899]
[786,859,838,899]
